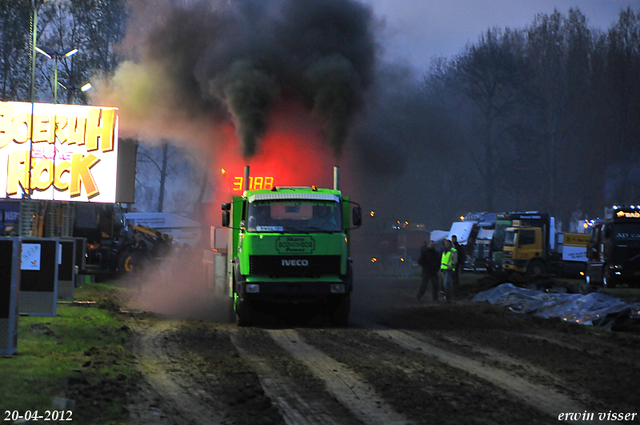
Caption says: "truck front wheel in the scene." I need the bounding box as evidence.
[330,294,350,327]
[235,295,253,327]
[117,247,138,272]
[527,260,546,276]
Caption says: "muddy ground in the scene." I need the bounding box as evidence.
[88,274,640,425]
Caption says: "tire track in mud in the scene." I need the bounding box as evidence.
[229,331,359,425]
[435,330,630,408]
[437,334,576,388]
[127,317,609,425]
[129,322,226,425]
[496,329,640,369]
[301,326,554,425]
[365,323,591,423]
[459,328,640,412]
[266,329,411,425]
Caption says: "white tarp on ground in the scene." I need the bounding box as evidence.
[472,283,640,330]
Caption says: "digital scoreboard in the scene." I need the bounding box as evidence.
[231,176,274,191]
[222,168,275,192]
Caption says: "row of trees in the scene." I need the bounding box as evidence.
[416,8,640,228]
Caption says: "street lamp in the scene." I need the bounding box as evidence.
[57,81,92,104]
[35,46,78,104]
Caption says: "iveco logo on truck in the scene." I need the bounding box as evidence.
[282,259,309,266]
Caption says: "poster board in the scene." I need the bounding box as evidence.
[19,238,59,316]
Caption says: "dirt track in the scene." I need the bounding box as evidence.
[121,275,640,425]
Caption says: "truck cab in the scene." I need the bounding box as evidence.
[502,226,546,274]
[491,212,551,273]
[502,217,588,276]
[586,206,640,287]
[222,174,361,326]
[450,212,496,272]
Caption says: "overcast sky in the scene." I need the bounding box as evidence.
[364,0,640,74]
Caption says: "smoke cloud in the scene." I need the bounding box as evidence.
[121,248,233,322]
[99,0,377,158]
[95,0,459,229]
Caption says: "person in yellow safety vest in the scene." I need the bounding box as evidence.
[440,239,457,303]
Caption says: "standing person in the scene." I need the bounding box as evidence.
[417,241,442,302]
[451,235,466,289]
[440,239,457,303]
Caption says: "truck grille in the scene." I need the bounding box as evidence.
[249,255,341,278]
[503,251,513,259]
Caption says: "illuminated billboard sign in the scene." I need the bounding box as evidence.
[0,101,119,202]
[616,210,640,219]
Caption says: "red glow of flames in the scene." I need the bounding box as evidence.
[201,102,339,227]
[214,102,336,195]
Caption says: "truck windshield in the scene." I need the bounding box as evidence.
[612,223,640,240]
[247,200,342,233]
[504,230,517,247]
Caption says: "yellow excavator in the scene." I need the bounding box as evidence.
[116,224,174,272]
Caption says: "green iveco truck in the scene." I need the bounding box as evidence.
[221,166,362,326]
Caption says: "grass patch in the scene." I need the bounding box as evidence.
[0,282,135,425]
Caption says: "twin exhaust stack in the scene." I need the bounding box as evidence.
[242,165,341,191]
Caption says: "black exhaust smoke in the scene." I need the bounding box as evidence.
[107,0,377,158]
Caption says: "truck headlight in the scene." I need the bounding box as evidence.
[246,284,260,293]
[330,284,345,293]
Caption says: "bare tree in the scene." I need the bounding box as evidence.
[524,9,594,222]
[600,8,640,203]
[452,27,531,212]
[135,141,210,213]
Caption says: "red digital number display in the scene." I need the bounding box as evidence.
[231,176,274,191]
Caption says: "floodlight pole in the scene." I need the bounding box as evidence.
[27,1,39,201]
[23,0,56,237]
[26,0,55,199]
[53,54,58,104]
